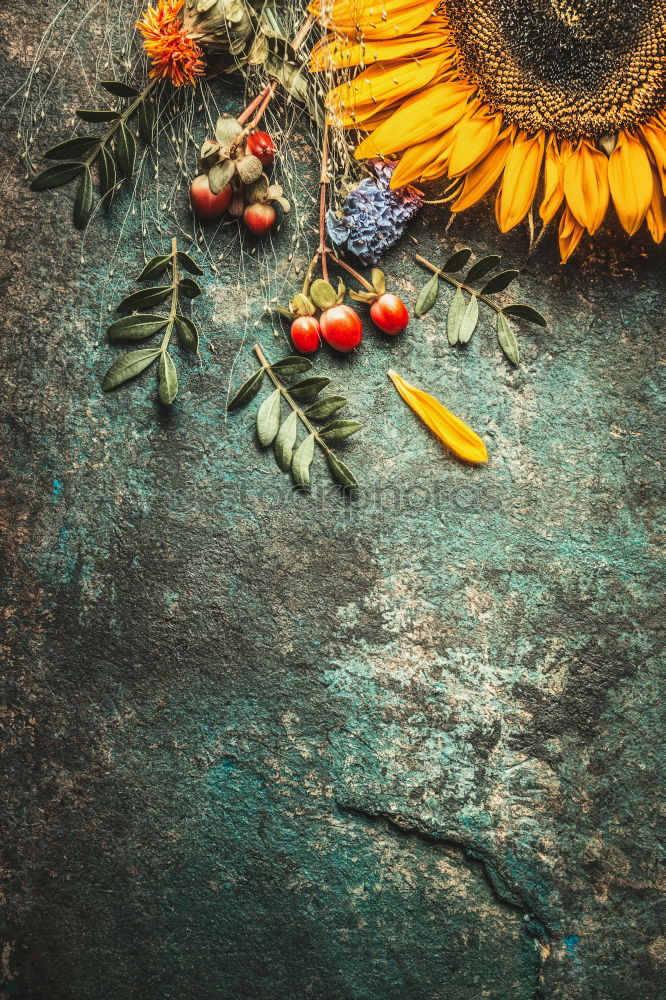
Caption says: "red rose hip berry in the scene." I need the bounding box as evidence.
[290,316,321,354]
[243,203,276,236]
[190,174,232,221]
[320,305,363,352]
[370,293,409,335]
[246,130,277,167]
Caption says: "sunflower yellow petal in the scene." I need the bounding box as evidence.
[388,370,488,464]
[646,166,665,242]
[495,130,545,232]
[447,110,502,177]
[310,29,446,71]
[389,134,450,186]
[558,206,584,263]
[640,119,666,194]
[562,139,609,234]
[354,81,470,158]
[312,0,439,38]
[326,52,447,125]
[608,132,653,236]
[539,135,565,223]
[451,138,510,212]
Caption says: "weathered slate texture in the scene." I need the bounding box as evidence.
[1,3,664,998]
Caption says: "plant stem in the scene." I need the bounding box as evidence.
[254,344,335,459]
[325,249,374,292]
[292,12,316,51]
[318,121,330,283]
[84,78,158,169]
[415,253,502,313]
[237,84,271,126]
[160,237,179,353]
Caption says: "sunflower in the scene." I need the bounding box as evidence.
[310,0,666,260]
[137,0,205,87]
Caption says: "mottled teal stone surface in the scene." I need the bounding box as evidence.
[1,3,664,998]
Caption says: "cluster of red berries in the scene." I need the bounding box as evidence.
[190,130,281,236]
[288,270,409,355]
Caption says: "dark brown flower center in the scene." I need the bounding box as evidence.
[443,0,666,138]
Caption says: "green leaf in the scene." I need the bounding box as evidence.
[208,159,235,195]
[227,368,265,410]
[99,146,117,213]
[44,136,100,160]
[481,269,520,295]
[270,355,313,376]
[174,315,199,353]
[303,395,347,421]
[414,273,439,318]
[116,285,172,312]
[72,167,93,229]
[76,109,120,122]
[291,433,315,486]
[288,376,331,401]
[257,388,281,446]
[214,113,243,146]
[446,287,466,345]
[177,252,204,276]
[179,277,202,299]
[443,248,472,272]
[116,122,136,180]
[496,312,520,366]
[327,452,358,489]
[458,294,479,344]
[137,102,156,145]
[502,303,548,327]
[100,81,139,97]
[30,162,83,191]
[319,419,363,442]
[108,314,167,340]
[136,254,172,282]
[274,410,298,472]
[158,352,178,404]
[102,348,160,391]
[309,279,337,310]
[465,254,501,283]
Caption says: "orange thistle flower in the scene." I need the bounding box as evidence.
[137,0,205,87]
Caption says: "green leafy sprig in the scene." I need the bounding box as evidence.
[228,345,362,489]
[30,79,158,229]
[102,238,203,405]
[414,251,548,365]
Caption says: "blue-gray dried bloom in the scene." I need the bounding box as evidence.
[326,161,423,265]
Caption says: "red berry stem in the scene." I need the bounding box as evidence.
[319,120,330,284]
[324,249,375,293]
[237,84,272,126]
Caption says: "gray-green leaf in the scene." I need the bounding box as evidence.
[303,395,347,421]
[481,269,520,295]
[289,376,330,401]
[102,348,160,391]
[271,355,313,376]
[158,352,178,404]
[44,136,100,160]
[458,294,479,344]
[415,273,439,318]
[100,81,139,97]
[72,167,93,229]
[447,287,466,345]
[99,146,116,213]
[214,113,243,147]
[496,312,520,366]
[319,419,363,442]
[257,388,281,446]
[177,252,204,276]
[274,410,298,472]
[327,452,358,489]
[179,277,202,299]
[116,285,172,312]
[116,122,136,179]
[442,248,472,272]
[174,315,199,353]
[137,102,156,145]
[465,254,501,283]
[208,159,235,195]
[76,109,119,122]
[227,368,265,410]
[136,254,171,281]
[30,162,84,191]
[502,303,548,327]
[291,433,315,486]
[108,314,167,340]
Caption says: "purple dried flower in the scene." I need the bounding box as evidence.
[326,161,423,265]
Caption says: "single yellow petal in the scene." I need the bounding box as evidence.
[608,131,653,236]
[354,81,470,158]
[388,370,488,464]
[640,119,666,194]
[447,110,502,177]
[562,139,609,234]
[495,131,545,232]
[312,0,439,39]
[451,138,510,213]
[310,29,447,71]
[326,52,447,125]
[389,133,451,186]
[558,206,584,263]
[646,165,665,243]
[539,135,564,223]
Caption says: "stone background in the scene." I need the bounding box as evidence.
[1,2,664,998]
